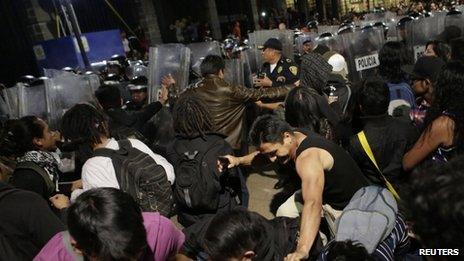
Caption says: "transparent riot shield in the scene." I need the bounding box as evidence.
[126,63,148,80]
[44,69,99,129]
[2,85,19,119]
[341,28,385,83]
[406,15,446,62]
[18,83,47,119]
[148,44,190,102]
[315,33,345,56]
[187,41,222,76]
[241,48,256,87]
[317,25,339,35]
[444,13,464,36]
[224,58,245,87]
[296,33,318,55]
[0,89,10,123]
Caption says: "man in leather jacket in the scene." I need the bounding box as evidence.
[162,55,293,151]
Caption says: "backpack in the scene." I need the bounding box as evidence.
[335,186,398,254]
[387,82,415,118]
[172,135,234,211]
[15,161,56,195]
[93,140,174,216]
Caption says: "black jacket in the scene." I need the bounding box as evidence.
[347,115,419,185]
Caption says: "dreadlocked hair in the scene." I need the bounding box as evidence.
[61,104,109,146]
[173,95,215,139]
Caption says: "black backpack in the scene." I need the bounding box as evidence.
[94,140,174,216]
[14,161,56,196]
[173,136,233,211]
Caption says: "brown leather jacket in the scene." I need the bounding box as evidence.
[181,75,292,149]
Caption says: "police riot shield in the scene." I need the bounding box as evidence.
[126,63,148,80]
[315,33,345,56]
[148,44,190,102]
[18,83,47,119]
[0,88,10,123]
[241,48,256,87]
[44,69,99,129]
[406,15,446,62]
[444,13,464,36]
[2,85,19,119]
[341,28,385,83]
[296,33,318,55]
[188,41,222,76]
[224,58,245,87]
[317,25,340,35]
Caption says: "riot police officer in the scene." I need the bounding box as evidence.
[253,38,299,88]
[125,76,149,111]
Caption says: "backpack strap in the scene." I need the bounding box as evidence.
[357,131,401,201]
[15,162,55,195]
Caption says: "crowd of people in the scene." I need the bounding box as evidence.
[1,1,464,261]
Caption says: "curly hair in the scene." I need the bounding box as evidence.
[172,95,215,138]
[423,60,464,153]
[285,87,335,140]
[378,41,409,84]
[407,156,464,250]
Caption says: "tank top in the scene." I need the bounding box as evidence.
[295,132,369,210]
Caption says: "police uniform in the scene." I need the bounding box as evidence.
[261,57,299,87]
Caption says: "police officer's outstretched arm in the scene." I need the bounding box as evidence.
[285,148,325,261]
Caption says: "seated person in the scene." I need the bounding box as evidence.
[347,77,418,187]
[222,115,369,260]
[34,188,184,260]
[403,61,464,170]
[0,182,65,260]
[406,155,464,253]
[178,208,305,260]
[60,104,175,199]
[165,96,242,227]
[95,84,168,141]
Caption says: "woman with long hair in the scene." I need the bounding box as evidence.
[285,86,339,142]
[403,61,464,170]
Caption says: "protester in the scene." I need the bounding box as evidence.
[285,87,339,142]
[406,155,464,253]
[424,40,451,62]
[378,41,416,118]
[178,208,304,260]
[163,55,292,150]
[221,115,369,260]
[403,60,464,170]
[348,77,418,187]
[319,187,410,261]
[0,117,69,206]
[34,188,184,260]
[165,96,241,227]
[402,56,445,128]
[299,52,333,95]
[0,182,65,260]
[450,37,464,62]
[60,104,175,206]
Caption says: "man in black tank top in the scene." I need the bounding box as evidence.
[220,115,369,261]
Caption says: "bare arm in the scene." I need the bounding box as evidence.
[403,116,454,171]
[286,149,325,261]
